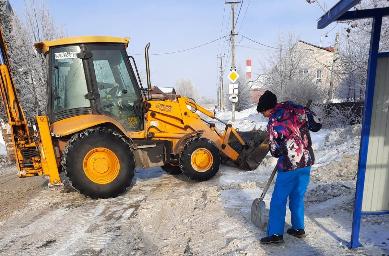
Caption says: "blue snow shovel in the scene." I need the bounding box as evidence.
[251,166,277,229]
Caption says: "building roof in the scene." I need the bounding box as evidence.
[34,36,129,54]
[298,40,335,52]
[158,87,176,94]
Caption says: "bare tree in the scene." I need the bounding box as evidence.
[175,79,198,99]
[23,0,64,113]
[264,35,302,96]
[0,0,37,116]
[24,0,64,43]
[263,34,326,103]
[337,0,389,101]
[0,0,63,117]
[281,79,325,105]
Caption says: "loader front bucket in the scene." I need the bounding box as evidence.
[222,130,269,170]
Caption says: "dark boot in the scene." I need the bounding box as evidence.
[287,228,306,238]
[260,235,284,244]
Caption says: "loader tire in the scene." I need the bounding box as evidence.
[161,163,182,175]
[62,127,135,199]
[179,138,220,181]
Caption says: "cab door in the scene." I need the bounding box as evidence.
[88,44,143,131]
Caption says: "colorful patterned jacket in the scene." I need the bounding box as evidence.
[267,101,322,171]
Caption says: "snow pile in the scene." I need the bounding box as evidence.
[0,132,6,155]
[0,130,10,175]
[217,106,258,120]
[216,106,267,131]
[312,125,361,168]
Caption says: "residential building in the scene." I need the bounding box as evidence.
[294,40,342,100]
[249,39,343,103]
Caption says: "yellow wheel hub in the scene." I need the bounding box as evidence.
[190,148,213,172]
[83,147,120,184]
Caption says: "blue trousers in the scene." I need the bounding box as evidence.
[267,166,311,236]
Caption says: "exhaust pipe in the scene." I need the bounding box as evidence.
[144,43,152,93]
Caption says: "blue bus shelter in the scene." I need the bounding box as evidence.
[318,0,389,249]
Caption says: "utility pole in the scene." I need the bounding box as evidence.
[217,55,224,110]
[329,32,339,102]
[225,0,240,121]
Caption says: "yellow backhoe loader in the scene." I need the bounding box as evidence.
[0,28,269,198]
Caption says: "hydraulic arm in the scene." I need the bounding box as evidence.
[0,27,60,184]
[145,95,269,170]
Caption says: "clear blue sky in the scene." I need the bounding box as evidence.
[10,0,341,99]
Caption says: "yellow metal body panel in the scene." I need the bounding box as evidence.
[36,116,61,185]
[35,36,129,54]
[51,114,130,137]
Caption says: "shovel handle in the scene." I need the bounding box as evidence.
[259,166,278,200]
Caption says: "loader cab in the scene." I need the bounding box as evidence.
[36,36,143,131]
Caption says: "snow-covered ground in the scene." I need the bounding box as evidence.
[0,107,387,255]
[216,106,388,255]
[0,132,7,156]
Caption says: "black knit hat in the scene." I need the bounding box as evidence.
[257,90,277,113]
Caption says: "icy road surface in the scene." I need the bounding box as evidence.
[0,107,388,255]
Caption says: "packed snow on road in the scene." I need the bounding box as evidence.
[0,107,388,256]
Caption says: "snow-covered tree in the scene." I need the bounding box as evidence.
[175,79,198,99]
[0,0,63,117]
[263,34,327,104]
[336,0,389,101]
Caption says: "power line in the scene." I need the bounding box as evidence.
[315,0,327,13]
[236,0,251,32]
[234,0,244,28]
[241,35,279,50]
[132,35,228,56]
[324,23,338,36]
[236,44,267,51]
[218,4,227,55]
[152,35,227,55]
[218,3,231,82]
[306,0,326,13]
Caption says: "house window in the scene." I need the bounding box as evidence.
[316,69,322,84]
[299,69,309,76]
[316,69,322,79]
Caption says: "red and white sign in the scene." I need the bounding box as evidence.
[246,59,252,80]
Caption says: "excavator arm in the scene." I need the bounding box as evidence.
[0,27,60,184]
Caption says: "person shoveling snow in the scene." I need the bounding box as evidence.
[255,90,322,244]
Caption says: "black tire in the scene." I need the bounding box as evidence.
[161,163,182,175]
[179,137,220,181]
[61,127,135,199]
